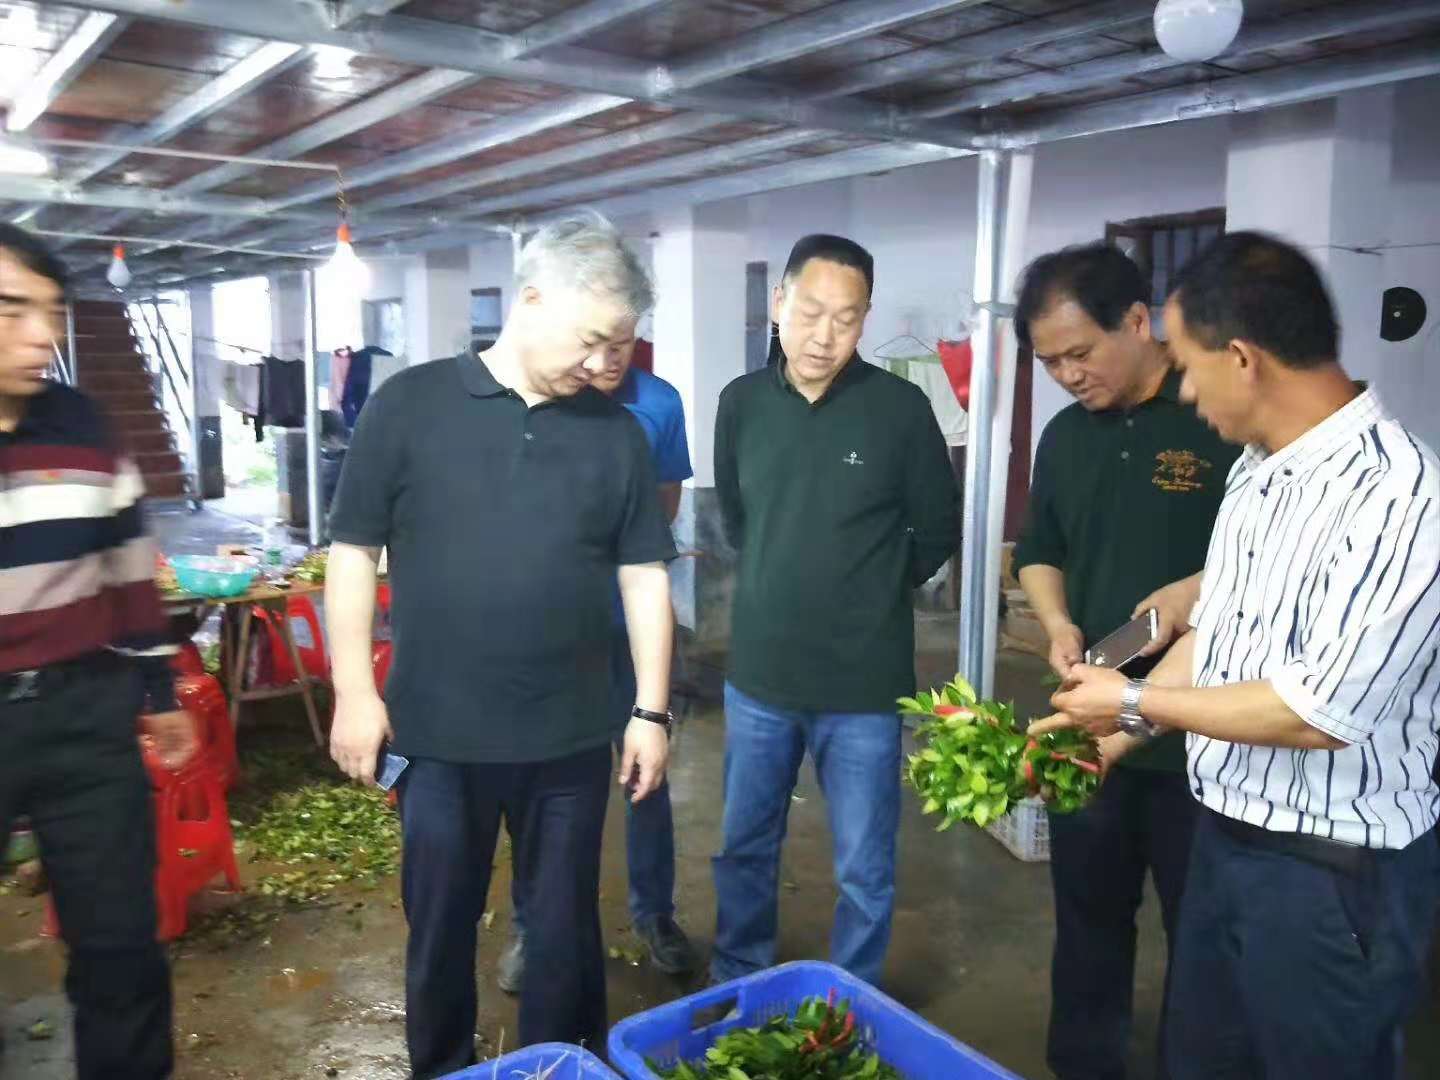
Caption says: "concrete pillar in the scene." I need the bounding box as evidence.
[188,286,224,498]
[650,203,747,640]
[1225,88,1396,393]
[269,271,308,359]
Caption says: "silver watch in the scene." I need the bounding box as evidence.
[1117,679,1159,738]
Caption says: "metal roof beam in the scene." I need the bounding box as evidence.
[6,12,129,132]
[918,0,1440,117]
[65,1,980,146]
[662,0,986,89]
[802,0,1153,101]
[1000,39,1440,146]
[507,0,677,56]
[170,67,480,195]
[0,175,459,230]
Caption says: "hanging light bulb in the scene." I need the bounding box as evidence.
[324,222,369,289]
[1154,0,1244,63]
[311,45,355,81]
[106,244,132,290]
[0,137,51,174]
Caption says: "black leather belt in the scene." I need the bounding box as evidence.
[1,652,117,704]
[1209,807,1375,877]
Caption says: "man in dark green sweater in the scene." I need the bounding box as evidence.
[1012,242,1237,1080]
[710,235,960,986]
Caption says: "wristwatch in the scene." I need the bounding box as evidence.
[632,705,674,737]
[1117,679,1159,739]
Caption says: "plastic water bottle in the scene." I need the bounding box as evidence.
[263,518,285,571]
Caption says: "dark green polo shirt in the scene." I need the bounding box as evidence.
[715,357,960,713]
[328,352,676,764]
[1014,369,1238,771]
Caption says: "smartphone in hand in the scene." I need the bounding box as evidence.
[1085,609,1160,671]
[375,743,409,792]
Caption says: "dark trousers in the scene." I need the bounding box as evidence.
[0,660,173,1080]
[399,745,611,1079]
[1166,809,1440,1080]
[1046,766,1197,1080]
[513,633,675,927]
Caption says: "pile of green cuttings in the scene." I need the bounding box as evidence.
[241,781,400,906]
[656,996,902,1080]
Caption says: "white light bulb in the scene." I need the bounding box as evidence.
[106,245,132,290]
[0,138,51,174]
[323,224,369,290]
[311,45,355,81]
[1154,0,1244,63]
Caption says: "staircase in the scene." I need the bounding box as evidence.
[70,299,192,501]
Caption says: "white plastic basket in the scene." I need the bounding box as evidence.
[984,796,1050,862]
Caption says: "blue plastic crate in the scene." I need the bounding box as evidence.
[608,961,1023,1080]
[444,1043,619,1079]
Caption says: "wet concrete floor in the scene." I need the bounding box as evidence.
[3,613,1437,1079]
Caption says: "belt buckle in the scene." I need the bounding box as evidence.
[5,670,41,703]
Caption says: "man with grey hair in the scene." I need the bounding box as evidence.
[326,215,676,1076]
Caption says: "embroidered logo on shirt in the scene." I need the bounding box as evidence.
[842,451,864,466]
[1153,449,1211,493]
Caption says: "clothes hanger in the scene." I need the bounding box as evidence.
[871,332,938,359]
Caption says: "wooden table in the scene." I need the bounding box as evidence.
[165,579,331,748]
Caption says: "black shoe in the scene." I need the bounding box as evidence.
[496,934,524,995]
[634,915,698,976]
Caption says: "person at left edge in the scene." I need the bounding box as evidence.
[0,224,196,1080]
[324,215,677,1079]
[497,330,698,993]
[711,234,961,988]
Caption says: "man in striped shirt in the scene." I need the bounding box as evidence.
[1035,232,1439,1080]
[0,225,193,1080]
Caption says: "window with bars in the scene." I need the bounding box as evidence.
[1106,208,1225,332]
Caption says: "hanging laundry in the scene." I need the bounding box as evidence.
[261,356,307,429]
[341,345,393,428]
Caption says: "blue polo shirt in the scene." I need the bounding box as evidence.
[613,366,693,484]
[611,366,691,629]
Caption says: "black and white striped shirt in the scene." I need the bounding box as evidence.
[1189,389,1440,849]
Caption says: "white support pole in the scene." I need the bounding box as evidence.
[979,149,1034,692]
[303,269,322,546]
[958,149,1006,696]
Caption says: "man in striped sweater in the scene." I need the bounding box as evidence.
[0,225,193,1080]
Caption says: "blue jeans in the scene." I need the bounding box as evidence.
[1166,809,1440,1080]
[711,683,902,987]
[513,631,676,928]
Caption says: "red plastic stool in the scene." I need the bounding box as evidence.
[172,641,206,676]
[176,673,237,790]
[42,739,241,942]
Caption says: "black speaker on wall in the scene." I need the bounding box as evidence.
[1381,286,1427,343]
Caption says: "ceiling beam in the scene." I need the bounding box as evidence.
[6,12,130,132]
[662,0,985,90]
[66,1,980,146]
[506,0,676,56]
[68,42,310,186]
[169,67,480,195]
[801,0,1153,101]
[918,0,1440,117]
[456,127,826,219]
[1001,38,1440,146]
[0,175,467,230]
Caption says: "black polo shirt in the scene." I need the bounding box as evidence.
[1014,369,1238,772]
[715,357,960,713]
[328,352,676,764]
